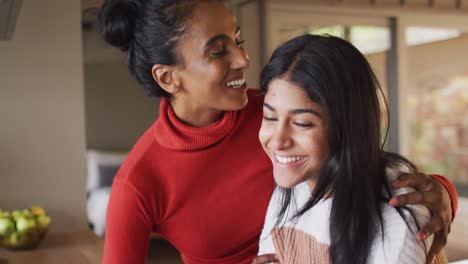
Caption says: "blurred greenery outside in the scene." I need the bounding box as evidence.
[408,77,468,194]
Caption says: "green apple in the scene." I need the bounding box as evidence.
[21,209,33,218]
[36,215,51,229]
[0,216,16,236]
[8,231,29,247]
[11,210,22,221]
[16,216,37,233]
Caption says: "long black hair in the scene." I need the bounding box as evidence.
[260,34,419,264]
[99,0,199,98]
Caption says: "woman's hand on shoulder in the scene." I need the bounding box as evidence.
[389,172,452,263]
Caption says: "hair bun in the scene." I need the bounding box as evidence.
[99,0,141,51]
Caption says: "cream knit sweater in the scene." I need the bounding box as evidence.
[258,180,433,264]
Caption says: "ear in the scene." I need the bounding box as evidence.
[151,64,181,95]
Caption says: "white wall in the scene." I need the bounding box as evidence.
[85,61,158,151]
[81,12,159,151]
[236,1,263,88]
[0,0,87,232]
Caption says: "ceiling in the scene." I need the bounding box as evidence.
[82,0,467,12]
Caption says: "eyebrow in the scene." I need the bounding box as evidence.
[263,103,322,118]
[203,26,241,50]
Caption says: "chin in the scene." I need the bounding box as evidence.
[226,93,248,111]
[273,173,300,189]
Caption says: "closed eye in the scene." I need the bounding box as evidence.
[263,116,277,121]
[211,51,226,57]
[293,122,315,128]
[211,49,227,57]
[236,40,245,47]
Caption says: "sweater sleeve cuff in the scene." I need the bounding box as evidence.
[430,174,458,222]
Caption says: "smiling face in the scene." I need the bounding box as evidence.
[259,78,329,190]
[171,0,250,126]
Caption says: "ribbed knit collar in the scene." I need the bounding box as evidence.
[153,98,238,151]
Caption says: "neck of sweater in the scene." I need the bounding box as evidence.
[153,98,238,151]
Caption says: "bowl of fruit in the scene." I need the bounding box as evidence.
[0,206,51,250]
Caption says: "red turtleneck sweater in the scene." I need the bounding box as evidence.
[103,91,274,264]
[103,90,457,264]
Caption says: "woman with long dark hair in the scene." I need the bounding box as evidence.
[257,34,448,263]
[99,0,456,263]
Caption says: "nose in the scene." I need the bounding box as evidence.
[231,46,250,71]
[268,123,293,151]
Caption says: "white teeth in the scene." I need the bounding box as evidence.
[226,79,245,88]
[275,155,304,164]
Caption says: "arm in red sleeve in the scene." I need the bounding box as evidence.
[103,178,153,264]
[431,174,458,221]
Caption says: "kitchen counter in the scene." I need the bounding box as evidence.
[0,230,103,264]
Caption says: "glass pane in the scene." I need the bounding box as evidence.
[406,29,468,195]
[350,26,390,54]
[406,27,461,46]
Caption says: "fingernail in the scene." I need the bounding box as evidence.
[389,198,398,206]
[418,232,427,240]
